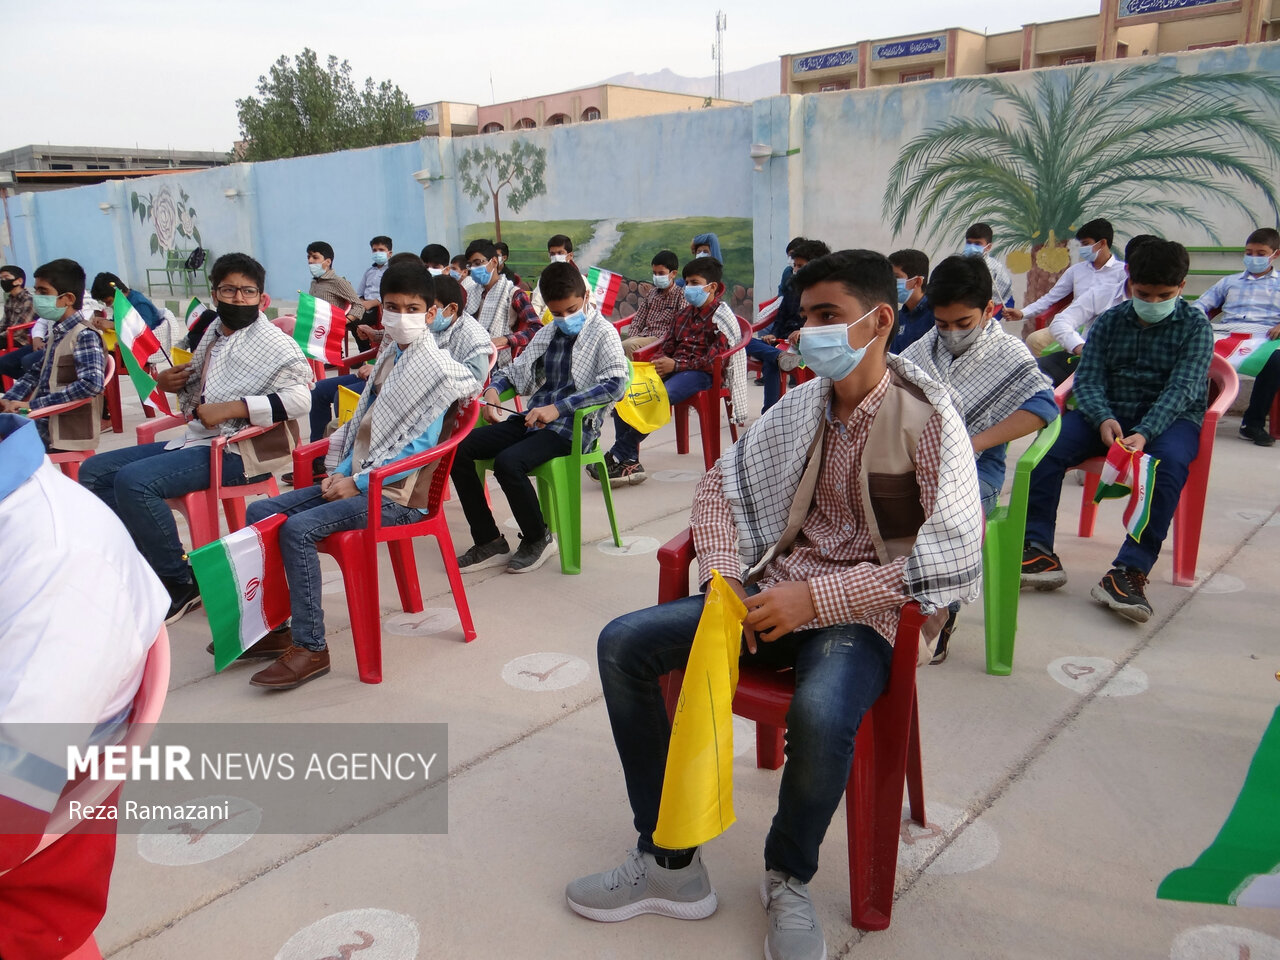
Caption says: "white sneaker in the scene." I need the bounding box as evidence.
[761,870,827,960]
[566,848,717,922]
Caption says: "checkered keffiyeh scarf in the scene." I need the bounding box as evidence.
[502,304,628,399]
[435,312,492,377]
[179,317,314,438]
[712,304,748,426]
[337,331,478,472]
[717,356,984,611]
[902,318,1050,436]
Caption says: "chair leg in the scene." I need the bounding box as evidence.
[596,456,623,548]
[552,460,583,575]
[63,933,103,959]
[697,394,719,470]
[1170,475,1205,588]
[981,524,1018,677]
[674,402,690,455]
[331,540,385,683]
[756,722,785,770]
[433,527,477,642]
[388,539,423,612]
[905,692,926,827]
[847,710,882,929]
[222,496,247,534]
[1078,471,1100,538]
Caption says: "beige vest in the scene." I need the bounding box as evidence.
[236,420,300,478]
[39,321,103,452]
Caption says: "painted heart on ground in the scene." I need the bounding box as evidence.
[1063,663,1096,680]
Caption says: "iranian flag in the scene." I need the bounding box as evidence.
[756,296,781,328]
[1093,441,1160,542]
[184,296,206,331]
[293,291,347,363]
[189,514,291,671]
[587,266,623,317]
[112,292,165,410]
[1214,332,1280,377]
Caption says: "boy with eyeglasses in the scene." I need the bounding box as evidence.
[80,253,314,624]
[467,239,542,364]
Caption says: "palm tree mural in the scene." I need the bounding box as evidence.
[883,63,1280,299]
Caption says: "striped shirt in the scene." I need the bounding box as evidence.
[691,371,943,642]
[1195,269,1280,336]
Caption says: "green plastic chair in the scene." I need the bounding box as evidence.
[475,386,624,575]
[982,416,1062,676]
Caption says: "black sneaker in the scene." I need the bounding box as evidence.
[1239,423,1276,447]
[457,535,511,571]
[1021,543,1067,591]
[930,604,958,665]
[506,531,558,574]
[164,579,203,625]
[1091,566,1153,623]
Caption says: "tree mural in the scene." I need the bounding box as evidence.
[456,140,547,243]
[882,64,1280,299]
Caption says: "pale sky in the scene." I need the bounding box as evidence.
[2,0,1103,154]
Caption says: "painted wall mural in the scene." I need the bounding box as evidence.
[456,140,548,243]
[131,183,202,257]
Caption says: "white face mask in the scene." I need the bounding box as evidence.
[381,309,427,345]
[550,254,569,263]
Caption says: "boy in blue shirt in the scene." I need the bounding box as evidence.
[888,248,934,353]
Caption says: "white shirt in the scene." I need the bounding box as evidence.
[1023,256,1127,320]
[1049,274,1128,354]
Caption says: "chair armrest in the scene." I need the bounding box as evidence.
[633,341,662,362]
[335,347,378,376]
[24,395,93,419]
[293,438,331,488]
[1007,417,1062,521]
[210,423,282,491]
[1053,374,1075,413]
[656,528,696,604]
[135,413,188,445]
[5,322,36,350]
[612,318,630,333]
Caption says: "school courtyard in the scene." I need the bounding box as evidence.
[93,376,1280,960]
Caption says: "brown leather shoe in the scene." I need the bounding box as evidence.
[207,625,294,660]
[249,645,331,690]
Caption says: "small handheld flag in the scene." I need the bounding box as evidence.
[293,291,348,364]
[184,296,206,331]
[1093,441,1160,542]
[113,290,165,409]
[1214,332,1280,378]
[587,267,623,317]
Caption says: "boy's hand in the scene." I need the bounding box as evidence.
[356,363,374,380]
[1268,322,1280,341]
[321,476,360,501]
[357,324,380,342]
[155,363,191,393]
[722,577,759,654]
[1004,308,1024,323]
[743,582,816,650]
[652,356,676,376]
[492,336,509,350]
[1100,419,1124,447]
[195,402,239,428]
[1120,432,1146,453]
[31,337,44,351]
[0,399,25,414]
[788,330,802,347]
[762,334,778,345]
[481,388,504,424]
[525,404,559,428]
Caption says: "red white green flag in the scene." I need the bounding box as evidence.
[587,267,623,317]
[112,292,165,410]
[184,296,206,331]
[189,514,290,671]
[293,291,347,363]
[1214,332,1280,378]
[1093,442,1160,542]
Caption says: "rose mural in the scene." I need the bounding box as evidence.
[131,185,201,256]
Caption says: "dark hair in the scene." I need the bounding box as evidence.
[651,249,679,272]
[965,222,994,244]
[90,271,127,301]
[421,243,450,266]
[495,242,511,257]
[380,260,435,303]
[210,252,266,292]
[370,235,393,250]
[792,239,830,262]
[547,234,573,253]
[1247,227,1280,250]
[683,256,723,287]
[1,265,26,282]
[451,255,467,269]
[785,236,807,256]
[539,261,587,301]
[792,249,898,322]
[388,252,421,268]
[35,258,87,310]
[465,238,497,261]
[1076,218,1114,247]
[1124,234,1160,261]
[888,248,930,280]
[1127,238,1190,287]
[306,241,334,262]
[925,255,993,310]
[433,274,466,314]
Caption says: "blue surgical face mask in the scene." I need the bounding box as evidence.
[963,243,986,258]
[896,278,910,305]
[308,262,325,278]
[470,264,492,286]
[652,273,672,289]
[372,251,389,266]
[430,305,454,333]
[1244,254,1274,275]
[797,308,876,381]
[33,293,66,321]
[683,284,709,308]
[449,269,462,280]
[427,267,444,277]
[1078,242,1098,264]
[554,309,586,335]
[1132,295,1179,324]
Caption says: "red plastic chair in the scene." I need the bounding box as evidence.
[655,528,928,931]
[0,321,37,391]
[24,355,116,481]
[1033,295,1073,331]
[1055,353,1238,586]
[637,316,752,470]
[292,397,481,683]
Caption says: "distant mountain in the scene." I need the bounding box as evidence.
[601,63,779,103]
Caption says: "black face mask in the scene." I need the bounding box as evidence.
[0,279,14,293]
[216,301,259,330]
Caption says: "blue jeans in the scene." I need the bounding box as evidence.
[597,590,893,882]
[245,486,417,651]
[979,476,999,517]
[609,370,711,464]
[310,374,365,442]
[0,345,37,381]
[1024,409,1200,574]
[745,338,785,412]
[79,442,255,582]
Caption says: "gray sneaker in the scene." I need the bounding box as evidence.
[566,848,718,922]
[506,531,558,574]
[457,534,510,571]
[761,870,827,960]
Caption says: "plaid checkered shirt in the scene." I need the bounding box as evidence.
[497,288,550,352]
[627,286,683,340]
[4,311,106,409]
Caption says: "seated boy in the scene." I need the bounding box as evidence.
[962,222,1014,306]
[89,272,160,330]
[1011,218,1125,343]
[530,234,595,317]
[429,274,492,382]
[241,263,480,690]
[307,240,365,321]
[352,235,392,350]
[466,239,542,362]
[690,233,721,261]
[902,255,1058,516]
[593,257,729,485]
[0,258,107,453]
[888,248,934,353]
[495,241,522,287]
[0,265,35,367]
[80,253,314,624]
[421,243,451,276]
[1021,239,1213,623]
[618,249,683,358]
[568,250,984,960]
[450,262,628,574]
[1195,226,1280,446]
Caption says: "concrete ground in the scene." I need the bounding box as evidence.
[82,374,1280,960]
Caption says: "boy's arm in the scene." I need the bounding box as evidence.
[1194,277,1228,315]
[29,330,106,408]
[1132,317,1214,442]
[1048,291,1099,354]
[553,373,627,418]
[335,277,366,319]
[131,292,162,330]
[243,381,312,427]
[970,389,1058,453]
[691,465,743,589]
[1022,267,1076,319]
[1071,315,1115,427]
[503,290,543,351]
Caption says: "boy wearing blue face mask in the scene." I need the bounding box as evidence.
[618,250,684,359]
[429,274,491,382]
[465,239,541,364]
[451,262,628,574]
[1022,239,1213,623]
[1195,227,1280,446]
[1012,219,1124,344]
[962,223,1014,306]
[888,248,933,353]
[352,235,393,351]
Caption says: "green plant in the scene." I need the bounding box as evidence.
[457,140,548,243]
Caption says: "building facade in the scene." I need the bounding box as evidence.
[0,144,228,194]
[781,0,1276,92]
[472,85,738,134]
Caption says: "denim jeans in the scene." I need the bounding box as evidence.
[745,338,785,412]
[609,370,711,463]
[1243,350,1280,431]
[244,486,417,650]
[1024,409,1200,574]
[0,344,36,381]
[310,374,366,442]
[597,590,893,883]
[79,442,255,582]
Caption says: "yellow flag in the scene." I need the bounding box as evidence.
[100,328,118,352]
[652,570,747,850]
[614,361,671,434]
[171,346,193,365]
[337,385,361,424]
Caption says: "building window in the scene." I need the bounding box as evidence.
[899,69,934,83]
[85,164,111,170]
[1060,52,1095,65]
[49,163,73,170]
[481,122,505,134]
[581,107,601,121]
[818,81,850,92]
[547,113,570,125]
[514,117,537,129]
